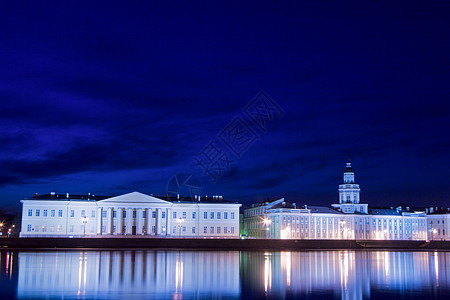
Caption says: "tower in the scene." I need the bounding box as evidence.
[339,161,360,204]
[332,161,367,214]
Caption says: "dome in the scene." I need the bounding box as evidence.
[344,161,353,173]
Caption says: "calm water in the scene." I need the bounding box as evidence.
[0,250,448,299]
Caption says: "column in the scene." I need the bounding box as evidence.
[107,207,113,235]
[137,208,143,235]
[126,208,133,235]
[156,208,161,235]
[166,208,172,236]
[117,207,123,235]
[97,207,103,235]
[147,208,153,235]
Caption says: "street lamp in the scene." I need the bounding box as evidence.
[263,218,271,239]
[177,217,184,238]
[0,223,3,237]
[81,216,89,237]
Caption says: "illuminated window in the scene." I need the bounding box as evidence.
[231,227,235,234]
[210,227,214,234]
[217,227,221,234]
[35,225,39,232]
[224,226,228,233]
[70,225,74,233]
[57,225,62,232]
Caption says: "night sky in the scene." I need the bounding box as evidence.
[0,1,449,212]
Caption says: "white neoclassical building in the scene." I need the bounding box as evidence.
[244,161,429,240]
[20,192,241,238]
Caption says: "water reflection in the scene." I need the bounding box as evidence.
[4,250,448,299]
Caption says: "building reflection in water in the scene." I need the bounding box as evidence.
[17,250,240,299]
[14,250,450,299]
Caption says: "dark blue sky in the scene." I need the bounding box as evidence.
[0,1,448,212]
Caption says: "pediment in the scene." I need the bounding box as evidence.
[98,191,170,204]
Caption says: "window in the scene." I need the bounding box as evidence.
[133,210,136,218]
[50,225,55,232]
[210,212,215,219]
[51,210,56,217]
[36,209,40,217]
[192,227,196,234]
[152,226,155,233]
[57,225,62,232]
[231,227,235,234]
[123,210,126,218]
[58,210,63,217]
[204,212,208,219]
[173,227,177,234]
[210,227,214,234]
[27,224,32,232]
[217,227,221,234]
[102,211,107,218]
[182,226,186,233]
[70,210,75,217]
[35,225,39,232]
[192,212,196,219]
[91,210,95,218]
[102,225,105,233]
[81,210,85,217]
[28,209,32,217]
[217,212,221,219]
[113,210,117,218]
[224,212,228,219]
[224,226,228,233]
[143,210,147,218]
[231,212,235,219]
[43,209,48,217]
[152,211,156,218]
[162,212,166,219]
[173,212,177,219]
[70,225,74,233]
[113,225,116,233]
[204,226,208,234]
[182,212,186,219]
[42,225,46,232]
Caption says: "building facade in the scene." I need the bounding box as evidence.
[244,161,429,240]
[20,192,241,238]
